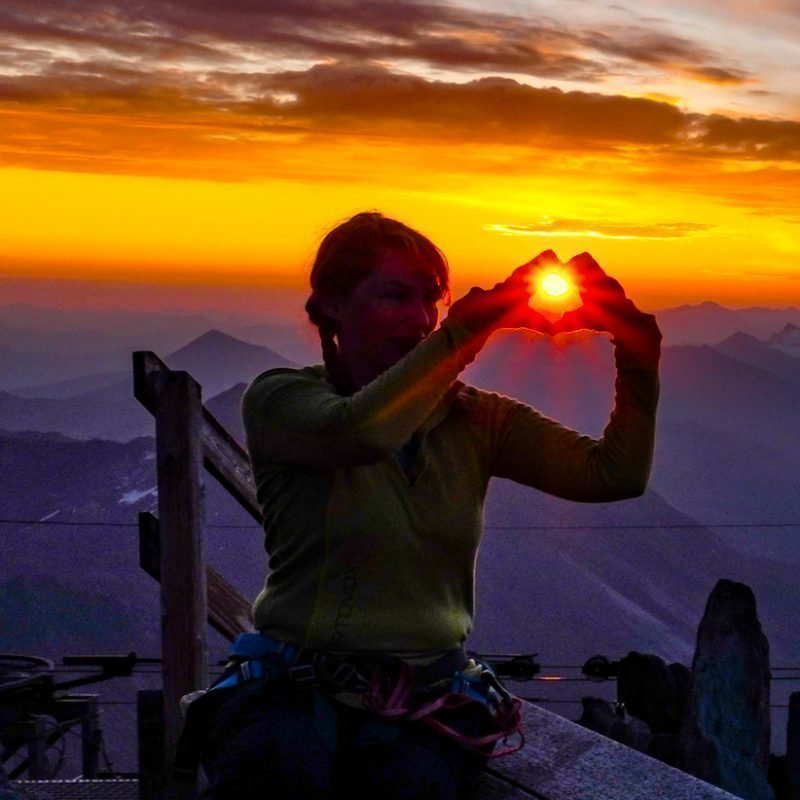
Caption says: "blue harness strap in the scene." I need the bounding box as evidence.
[210,633,302,691]
[229,632,301,661]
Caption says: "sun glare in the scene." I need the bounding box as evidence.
[527,267,582,319]
[541,272,569,297]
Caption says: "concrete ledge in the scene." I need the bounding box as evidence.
[478,702,743,799]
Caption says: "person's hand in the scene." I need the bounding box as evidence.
[552,252,661,363]
[446,251,556,340]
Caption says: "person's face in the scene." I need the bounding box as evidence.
[327,249,442,388]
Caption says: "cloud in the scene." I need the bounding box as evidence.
[745,270,800,282]
[1,59,798,186]
[0,0,751,86]
[681,66,749,86]
[486,218,713,240]
[688,114,800,161]
[257,62,689,147]
[258,63,800,160]
[579,27,748,85]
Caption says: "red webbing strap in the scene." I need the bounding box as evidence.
[364,660,525,756]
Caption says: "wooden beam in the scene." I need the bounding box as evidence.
[134,351,260,521]
[483,703,741,800]
[206,566,255,639]
[153,369,208,768]
[201,409,260,521]
[139,512,253,641]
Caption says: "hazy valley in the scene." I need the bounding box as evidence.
[1,300,799,767]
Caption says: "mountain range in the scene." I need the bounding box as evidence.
[0,330,295,440]
[1,300,799,393]
[1,300,798,768]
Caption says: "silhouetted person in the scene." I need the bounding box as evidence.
[192,211,661,799]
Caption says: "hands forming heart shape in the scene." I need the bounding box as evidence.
[504,250,655,342]
[448,250,661,362]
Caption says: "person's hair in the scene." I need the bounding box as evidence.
[305,211,449,392]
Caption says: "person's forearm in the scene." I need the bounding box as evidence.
[243,319,478,467]
[610,313,662,371]
[490,343,659,501]
[591,341,660,497]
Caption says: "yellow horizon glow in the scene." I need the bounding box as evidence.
[1,126,798,312]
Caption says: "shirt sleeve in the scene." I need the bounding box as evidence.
[488,345,660,502]
[242,321,477,468]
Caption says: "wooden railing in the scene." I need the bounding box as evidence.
[132,351,742,800]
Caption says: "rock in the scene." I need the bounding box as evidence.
[579,697,653,754]
[678,579,773,800]
[618,651,689,735]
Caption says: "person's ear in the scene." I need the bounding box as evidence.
[317,295,345,324]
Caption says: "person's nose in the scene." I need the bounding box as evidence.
[406,299,437,334]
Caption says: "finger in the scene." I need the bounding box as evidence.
[567,251,602,273]
[531,249,560,265]
[551,307,591,334]
[499,305,553,335]
[567,252,610,294]
[516,307,554,335]
[567,252,627,299]
[508,250,562,287]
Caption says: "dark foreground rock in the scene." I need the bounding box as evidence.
[677,579,773,800]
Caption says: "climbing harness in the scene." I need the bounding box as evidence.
[363,653,524,757]
[184,632,524,758]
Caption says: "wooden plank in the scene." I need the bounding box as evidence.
[134,351,260,521]
[153,369,208,769]
[485,703,742,800]
[206,565,255,640]
[138,512,161,580]
[132,350,161,413]
[137,690,165,800]
[139,512,253,641]
[201,410,260,521]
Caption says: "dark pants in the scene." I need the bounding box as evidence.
[197,679,487,800]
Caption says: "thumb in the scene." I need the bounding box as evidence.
[551,306,590,335]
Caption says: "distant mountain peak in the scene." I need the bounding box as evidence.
[696,300,726,310]
[768,322,800,355]
[167,328,286,360]
[187,328,245,346]
[717,330,761,348]
[162,328,296,399]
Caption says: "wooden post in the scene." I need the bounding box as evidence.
[134,350,260,521]
[138,690,166,800]
[154,369,208,772]
[27,716,49,779]
[80,696,100,778]
[788,692,800,800]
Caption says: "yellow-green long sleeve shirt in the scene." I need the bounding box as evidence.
[241,319,659,653]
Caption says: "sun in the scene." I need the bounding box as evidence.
[527,266,582,319]
[540,272,569,297]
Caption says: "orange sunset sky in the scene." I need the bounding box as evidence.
[1,0,798,314]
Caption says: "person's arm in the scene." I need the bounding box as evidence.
[490,347,659,501]
[243,322,474,468]
[491,252,661,501]
[243,258,553,468]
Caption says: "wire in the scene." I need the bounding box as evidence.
[486,523,800,531]
[2,517,800,531]
[0,518,258,530]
